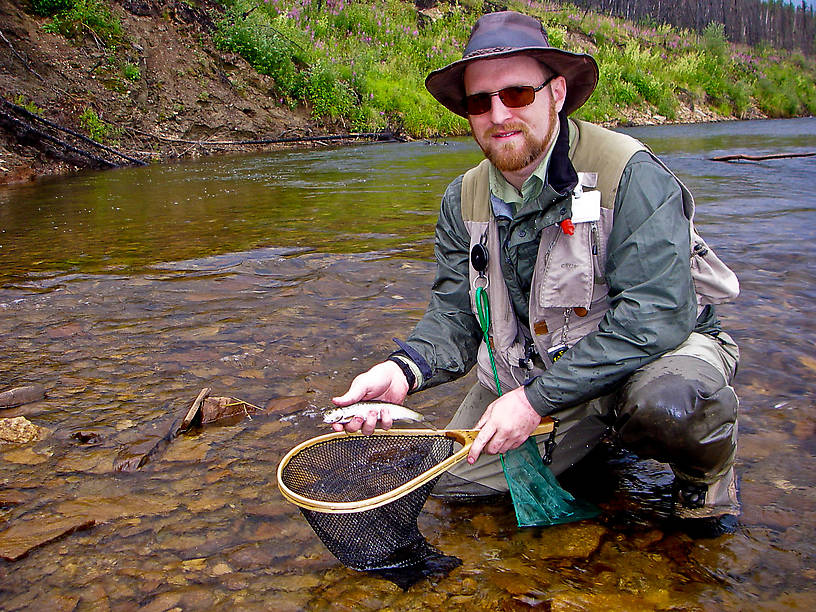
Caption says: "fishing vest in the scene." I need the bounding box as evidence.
[461,119,739,394]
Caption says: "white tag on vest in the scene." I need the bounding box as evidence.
[571,188,601,224]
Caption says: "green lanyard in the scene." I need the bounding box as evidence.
[475,285,502,397]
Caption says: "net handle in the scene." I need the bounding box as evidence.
[276,420,555,514]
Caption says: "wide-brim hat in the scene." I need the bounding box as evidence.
[425,11,598,117]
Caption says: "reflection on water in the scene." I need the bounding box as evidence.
[1,119,815,609]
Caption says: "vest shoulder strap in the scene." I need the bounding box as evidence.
[569,119,647,210]
[461,159,492,223]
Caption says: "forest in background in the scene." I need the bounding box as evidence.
[569,0,815,54]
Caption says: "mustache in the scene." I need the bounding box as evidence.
[484,122,529,138]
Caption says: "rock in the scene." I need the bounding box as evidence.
[0,416,49,445]
[0,385,45,408]
[0,515,95,561]
[2,446,51,464]
[531,523,609,560]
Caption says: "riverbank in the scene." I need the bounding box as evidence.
[0,0,809,185]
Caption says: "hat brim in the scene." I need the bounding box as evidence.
[425,48,599,117]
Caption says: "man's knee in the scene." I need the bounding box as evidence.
[615,363,738,480]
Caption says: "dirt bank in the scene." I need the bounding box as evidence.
[0,0,760,185]
[0,0,339,184]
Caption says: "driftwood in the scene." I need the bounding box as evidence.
[124,126,404,147]
[1,100,147,166]
[710,151,816,162]
[0,385,45,409]
[176,386,212,435]
[0,107,118,169]
[115,389,264,472]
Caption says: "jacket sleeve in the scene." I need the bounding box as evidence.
[400,176,483,388]
[524,151,698,415]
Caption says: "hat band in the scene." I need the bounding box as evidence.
[463,46,517,59]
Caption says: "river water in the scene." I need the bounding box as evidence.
[0,118,814,610]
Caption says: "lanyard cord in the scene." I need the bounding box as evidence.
[475,285,502,397]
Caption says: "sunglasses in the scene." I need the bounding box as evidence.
[463,75,557,116]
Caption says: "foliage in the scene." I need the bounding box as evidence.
[13,95,44,115]
[208,0,815,134]
[31,0,73,17]
[122,62,141,82]
[40,0,122,48]
[79,107,119,142]
[214,0,470,134]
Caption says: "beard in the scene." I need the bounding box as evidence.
[475,104,558,173]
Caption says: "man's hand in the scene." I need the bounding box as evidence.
[467,386,541,463]
[330,360,410,434]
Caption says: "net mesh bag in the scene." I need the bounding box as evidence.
[502,437,600,527]
[279,433,462,586]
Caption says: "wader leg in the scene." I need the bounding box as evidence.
[613,332,740,490]
[433,382,613,497]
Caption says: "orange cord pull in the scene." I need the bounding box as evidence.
[559,218,575,235]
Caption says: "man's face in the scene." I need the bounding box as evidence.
[464,56,566,179]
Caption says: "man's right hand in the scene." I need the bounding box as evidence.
[330,360,410,434]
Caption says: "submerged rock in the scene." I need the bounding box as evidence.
[0,416,49,445]
[0,385,45,409]
[0,515,95,561]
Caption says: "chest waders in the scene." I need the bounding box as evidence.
[472,246,598,527]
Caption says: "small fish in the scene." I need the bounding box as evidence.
[322,401,429,425]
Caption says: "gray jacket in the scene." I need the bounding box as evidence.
[399,119,725,416]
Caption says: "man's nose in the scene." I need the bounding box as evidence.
[487,93,513,123]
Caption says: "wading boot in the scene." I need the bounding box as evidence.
[673,466,740,538]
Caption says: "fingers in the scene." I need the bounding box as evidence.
[380,406,393,431]
[332,361,407,407]
[331,407,389,435]
[467,422,496,464]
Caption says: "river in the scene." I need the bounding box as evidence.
[0,118,814,610]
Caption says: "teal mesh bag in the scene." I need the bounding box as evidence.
[501,438,599,527]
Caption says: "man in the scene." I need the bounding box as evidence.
[332,11,741,536]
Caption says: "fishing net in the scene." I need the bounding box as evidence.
[279,433,462,588]
[502,437,599,527]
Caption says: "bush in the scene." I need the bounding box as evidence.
[41,0,122,47]
[122,62,141,82]
[79,107,117,142]
[31,0,74,17]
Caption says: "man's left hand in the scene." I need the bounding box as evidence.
[467,386,541,464]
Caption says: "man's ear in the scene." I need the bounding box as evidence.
[551,76,567,113]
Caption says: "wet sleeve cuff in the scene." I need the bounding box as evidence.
[387,355,419,392]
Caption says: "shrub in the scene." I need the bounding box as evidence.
[31,0,74,17]
[41,0,122,47]
[122,62,141,82]
[79,107,113,142]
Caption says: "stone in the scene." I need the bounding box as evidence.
[0,515,95,561]
[0,385,45,408]
[0,416,49,445]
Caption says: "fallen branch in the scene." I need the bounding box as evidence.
[0,108,118,168]
[2,100,147,166]
[123,125,403,146]
[710,151,816,162]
